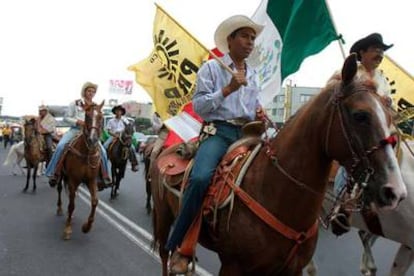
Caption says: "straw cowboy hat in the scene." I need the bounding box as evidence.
[111,105,126,115]
[38,105,48,111]
[214,15,264,53]
[350,33,393,60]
[81,82,98,98]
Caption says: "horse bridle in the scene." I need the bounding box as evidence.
[23,121,40,147]
[325,83,397,198]
[82,107,103,151]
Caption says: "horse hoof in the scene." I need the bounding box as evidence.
[82,224,91,233]
[56,209,64,216]
[63,232,72,240]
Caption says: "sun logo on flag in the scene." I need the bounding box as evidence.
[154,29,179,82]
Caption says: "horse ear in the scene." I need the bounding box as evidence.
[341,53,358,86]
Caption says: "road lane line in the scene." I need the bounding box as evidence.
[78,187,213,276]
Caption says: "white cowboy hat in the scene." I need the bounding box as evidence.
[214,15,264,54]
[81,82,98,98]
[38,105,48,111]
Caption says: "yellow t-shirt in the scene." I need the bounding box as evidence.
[2,127,12,136]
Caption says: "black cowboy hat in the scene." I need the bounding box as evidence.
[111,105,126,115]
[350,33,393,58]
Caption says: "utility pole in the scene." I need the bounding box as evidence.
[283,80,292,122]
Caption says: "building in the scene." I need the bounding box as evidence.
[265,84,321,125]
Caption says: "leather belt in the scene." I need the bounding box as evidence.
[213,119,249,127]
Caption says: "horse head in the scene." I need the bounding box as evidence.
[120,121,134,147]
[326,54,406,210]
[81,101,104,149]
[23,117,38,145]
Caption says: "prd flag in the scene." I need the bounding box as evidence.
[128,5,209,120]
[249,0,340,106]
[379,55,414,109]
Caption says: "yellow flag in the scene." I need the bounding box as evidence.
[379,55,414,110]
[128,5,209,120]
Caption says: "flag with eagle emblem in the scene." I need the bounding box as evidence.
[128,5,209,120]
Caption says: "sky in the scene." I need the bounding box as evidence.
[0,0,412,116]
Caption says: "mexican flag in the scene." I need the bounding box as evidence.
[249,0,340,106]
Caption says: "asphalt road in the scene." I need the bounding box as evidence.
[0,145,412,276]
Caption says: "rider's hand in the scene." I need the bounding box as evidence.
[76,120,85,127]
[222,70,247,97]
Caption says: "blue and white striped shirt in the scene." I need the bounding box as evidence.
[192,53,261,122]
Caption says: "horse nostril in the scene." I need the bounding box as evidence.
[380,186,397,205]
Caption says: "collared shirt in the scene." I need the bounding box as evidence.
[355,63,391,97]
[151,113,163,133]
[39,113,57,133]
[192,53,261,122]
[106,117,127,133]
[64,99,90,127]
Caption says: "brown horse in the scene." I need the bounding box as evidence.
[143,139,156,214]
[55,101,104,240]
[107,122,135,200]
[23,117,46,192]
[150,54,407,275]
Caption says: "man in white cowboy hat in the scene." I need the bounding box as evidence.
[37,104,57,161]
[46,82,112,189]
[330,33,394,236]
[166,15,264,274]
[103,105,138,172]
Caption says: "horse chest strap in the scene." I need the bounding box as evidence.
[229,180,318,242]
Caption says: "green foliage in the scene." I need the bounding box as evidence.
[135,117,152,132]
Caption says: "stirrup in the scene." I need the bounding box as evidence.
[330,213,351,236]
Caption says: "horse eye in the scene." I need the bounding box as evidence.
[352,111,370,123]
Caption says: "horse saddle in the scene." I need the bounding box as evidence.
[156,137,263,210]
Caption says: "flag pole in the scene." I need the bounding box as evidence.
[324,0,346,60]
[154,3,235,75]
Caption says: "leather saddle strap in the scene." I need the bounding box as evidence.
[227,180,318,270]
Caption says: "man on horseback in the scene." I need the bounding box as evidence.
[166,15,264,274]
[103,105,138,172]
[46,82,112,189]
[37,105,57,163]
[330,33,394,235]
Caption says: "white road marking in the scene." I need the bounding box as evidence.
[78,187,213,276]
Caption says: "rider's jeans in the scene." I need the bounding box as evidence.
[334,166,347,195]
[45,127,110,178]
[165,121,242,252]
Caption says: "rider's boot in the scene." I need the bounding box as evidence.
[169,250,191,274]
[49,175,59,187]
[97,166,112,191]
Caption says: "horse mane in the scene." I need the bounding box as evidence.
[281,80,338,133]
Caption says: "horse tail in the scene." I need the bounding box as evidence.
[3,144,17,166]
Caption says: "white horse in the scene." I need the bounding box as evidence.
[306,138,414,276]
[3,141,25,175]
[3,141,45,176]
